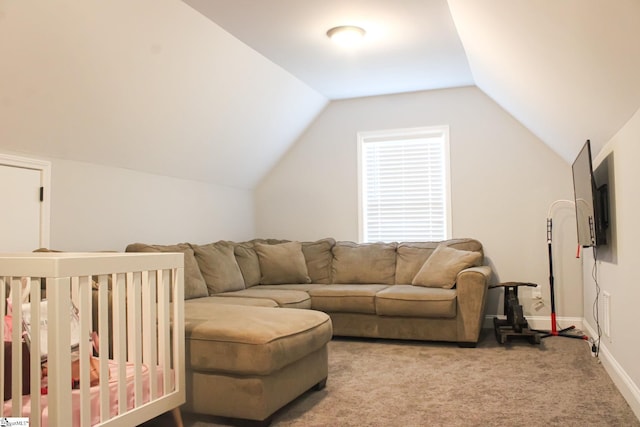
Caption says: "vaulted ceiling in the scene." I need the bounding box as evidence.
[184,0,475,99]
[1,1,639,190]
[185,0,640,164]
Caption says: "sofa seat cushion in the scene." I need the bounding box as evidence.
[185,305,332,376]
[214,288,311,309]
[375,285,457,318]
[185,296,279,309]
[308,284,389,314]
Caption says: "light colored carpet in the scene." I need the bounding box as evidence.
[144,330,639,426]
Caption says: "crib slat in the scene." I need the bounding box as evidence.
[174,267,186,398]
[78,276,92,427]
[141,270,150,366]
[46,276,73,427]
[10,276,23,416]
[129,271,143,407]
[158,269,170,395]
[113,272,128,416]
[28,278,42,427]
[98,274,111,422]
[0,278,5,408]
[143,270,158,400]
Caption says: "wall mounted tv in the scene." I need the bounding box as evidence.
[572,139,609,247]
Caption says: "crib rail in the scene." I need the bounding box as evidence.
[0,252,185,427]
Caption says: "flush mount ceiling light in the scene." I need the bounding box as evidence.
[326,25,366,46]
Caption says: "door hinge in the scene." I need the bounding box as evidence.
[40,186,44,202]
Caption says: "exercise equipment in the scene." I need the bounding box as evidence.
[490,282,542,345]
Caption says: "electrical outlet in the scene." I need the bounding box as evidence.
[531,288,542,300]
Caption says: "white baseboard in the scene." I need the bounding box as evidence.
[483,314,584,331]
[582,322,640,421]
[483,314,640,421]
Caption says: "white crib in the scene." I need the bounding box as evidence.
[0,252,185,427]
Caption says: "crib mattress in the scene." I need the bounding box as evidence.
[3,359,168,427]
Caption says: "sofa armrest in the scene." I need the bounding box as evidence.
[455,266,492,345]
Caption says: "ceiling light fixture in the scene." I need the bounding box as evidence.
[326,25,366,46]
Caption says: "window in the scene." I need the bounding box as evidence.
[358,126,451,243]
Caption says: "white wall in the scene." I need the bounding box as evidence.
[0,1,270,252]
[0,0,326,190]
[582,107,640,418]
[255,86,582,318]
[47,158,254,251]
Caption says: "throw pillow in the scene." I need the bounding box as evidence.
[192,241,246,294]
[412,244,482,289]
[254,241,311,285]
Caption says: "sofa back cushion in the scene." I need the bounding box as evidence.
[233,239,290,287]
[235,238,335,286]
[125,243,208,300]
[301,238,335,284]
[444,238,484,255]
[234,242,261,288]
[254,241,311,285]
[395,239,484,285]
[395,242,438,284]
[192,241,246,294]
[332,242,397,284]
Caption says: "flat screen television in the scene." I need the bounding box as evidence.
[572,139,608,247]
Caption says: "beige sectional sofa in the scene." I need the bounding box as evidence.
[126,237,491,425]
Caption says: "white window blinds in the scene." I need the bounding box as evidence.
[358,126,451,243]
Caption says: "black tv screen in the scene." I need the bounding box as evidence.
[572,140,607,247]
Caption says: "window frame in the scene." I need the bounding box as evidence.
[357,125,452,243]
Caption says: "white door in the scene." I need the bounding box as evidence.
[0,155,51,252]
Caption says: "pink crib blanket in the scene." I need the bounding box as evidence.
[3,359,168,427]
